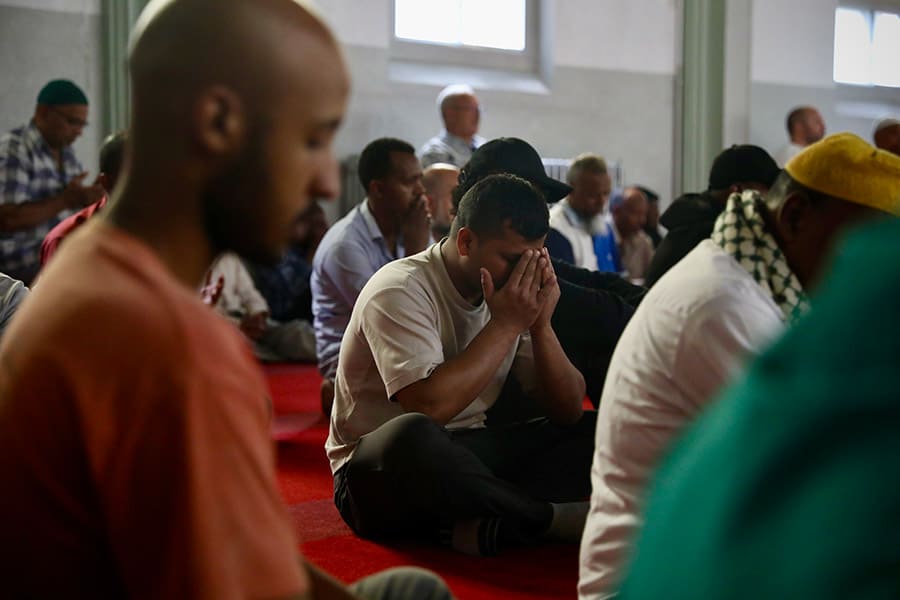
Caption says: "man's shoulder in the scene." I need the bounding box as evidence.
[359,249,437,304]
[0,124,28,143]
[419,135,455,165]
[648,241,773,314]
[548,200,567,220]
[314,207,369,259]
[420,134,448,152]
[33,225,242,354]
[636,230,655,250]
[0,125,32,158]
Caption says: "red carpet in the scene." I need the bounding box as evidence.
[266,363,579,599]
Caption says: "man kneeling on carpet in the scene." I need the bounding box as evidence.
[327,173,596,556]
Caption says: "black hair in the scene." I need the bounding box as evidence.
[357,137,415,190]
[636,185,659,203]
[99,130,127,181]
[452,162,497,211]
[451,173,549,241]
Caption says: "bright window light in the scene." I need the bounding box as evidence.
[833,6,900,88]
[872,11,900,87]
[395,0,526,51]
[833,8,871,85]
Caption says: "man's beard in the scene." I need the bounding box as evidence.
[201,126,276,264]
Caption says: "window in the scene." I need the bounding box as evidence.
[392,0,538,72]
[834,6,900,87]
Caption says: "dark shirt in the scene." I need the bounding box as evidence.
[644,192,724,288]
[246,246,313,322]
[643,225,662,248]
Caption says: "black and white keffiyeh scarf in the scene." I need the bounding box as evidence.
[711,190,810,323]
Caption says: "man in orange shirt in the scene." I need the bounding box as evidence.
[0,1,450,599]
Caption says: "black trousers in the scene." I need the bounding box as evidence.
[334,411,596,546]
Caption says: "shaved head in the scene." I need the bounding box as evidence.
[612,186,648,237]
[423,162,459,236]
[115,0,350,279]
[129,0,335,120]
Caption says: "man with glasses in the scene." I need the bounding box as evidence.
[420,84,485,168]
[0,79,104,284]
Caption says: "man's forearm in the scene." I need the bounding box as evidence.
[530,324,586,424]
[0,194,68,232]
[395,319,521,425]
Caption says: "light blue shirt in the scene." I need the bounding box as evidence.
[419,130,486,168]
[311,200,408,380]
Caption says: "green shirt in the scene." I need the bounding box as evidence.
[619,217,900,600]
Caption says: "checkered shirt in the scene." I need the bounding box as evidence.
[0,121,81,280]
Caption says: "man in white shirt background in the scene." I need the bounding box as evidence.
[775,105,825,166]
[420,84,485,168]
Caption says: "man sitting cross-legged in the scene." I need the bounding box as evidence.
[327,173,596,556]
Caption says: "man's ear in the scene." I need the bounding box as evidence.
[456,227,475,257]
[33,104,51,128]
[193,85,245,157]
[775,191,813,243]
[368,179,384,201]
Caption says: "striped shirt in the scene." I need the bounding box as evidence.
[0,121,81,282]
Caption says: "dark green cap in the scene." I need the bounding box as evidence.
[36,79,88,106]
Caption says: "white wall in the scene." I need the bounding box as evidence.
[555,0,677,74]
[750,0,837,87]
[0,0,99,14]
[316,0,680,214]
[730,0,899,159]
[723,0,752,145]
[316,0,390,48]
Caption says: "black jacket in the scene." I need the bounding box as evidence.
[644,192,724,288]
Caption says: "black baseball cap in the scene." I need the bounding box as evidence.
[708,144,780,191]
[459,137,573,203]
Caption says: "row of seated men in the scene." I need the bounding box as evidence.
[311,124,900,600]
[318,126,898,596]
[309,137,777,415]
[3,83,900,600]
[2,2,900,598]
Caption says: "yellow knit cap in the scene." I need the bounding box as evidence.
[785,132,900,216]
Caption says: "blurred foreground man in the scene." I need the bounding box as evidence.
[0,1,450,599]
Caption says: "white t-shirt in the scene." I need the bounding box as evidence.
[578,240,785,600]
[206,252,269,318]
[325,241,537,474]
[775,142,805,167]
